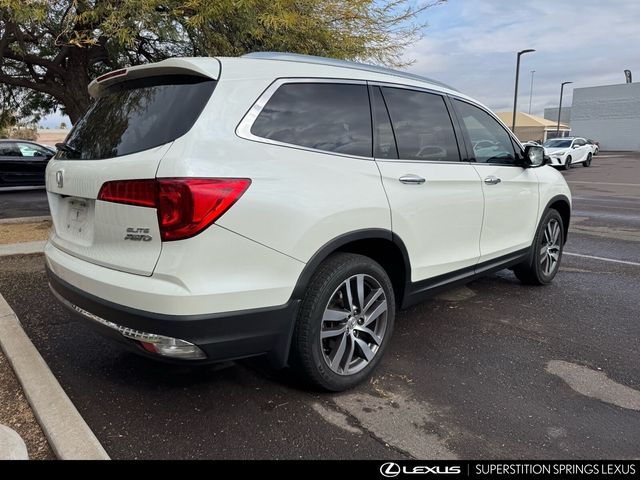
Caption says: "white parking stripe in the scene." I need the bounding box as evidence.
[568,181,640,187]
[565,252,640,266]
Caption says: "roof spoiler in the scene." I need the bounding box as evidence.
[88,57,221,98]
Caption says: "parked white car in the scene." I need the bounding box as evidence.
[543,137,593,169]
[45,53,572,391]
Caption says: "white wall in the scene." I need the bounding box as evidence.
[571,83,640,151]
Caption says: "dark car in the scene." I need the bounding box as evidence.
[586,138,600,155]
[0,139,55,188]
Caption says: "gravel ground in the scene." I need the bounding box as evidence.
[0,220,52,244]
[0,348,54,460]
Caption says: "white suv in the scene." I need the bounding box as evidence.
[45,53,571,391]
[543,137,594,169]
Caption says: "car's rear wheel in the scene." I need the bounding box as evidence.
[290,253,395,391]
[583,153,592,167]
[562,156,572,170]
[514,209,564,285]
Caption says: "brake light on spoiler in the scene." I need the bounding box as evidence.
[96,69,128,82]
[98,178,251,241]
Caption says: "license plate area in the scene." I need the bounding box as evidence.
[58,197,94,245]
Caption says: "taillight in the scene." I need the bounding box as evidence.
[98,178,251,241]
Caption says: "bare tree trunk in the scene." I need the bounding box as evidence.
[59,49,92,124]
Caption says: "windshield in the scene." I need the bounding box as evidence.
[544,139,572,148]
[57,75,216,160]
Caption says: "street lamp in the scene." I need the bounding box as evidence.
[512,48,536,132]
[528,70,536,114]
[556,81,573,136]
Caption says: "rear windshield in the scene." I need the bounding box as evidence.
[57,75,216,160]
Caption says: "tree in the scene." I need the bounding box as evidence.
[0,0,444,125]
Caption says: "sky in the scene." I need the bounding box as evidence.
[403,0,640,116]
[40,0,640,128]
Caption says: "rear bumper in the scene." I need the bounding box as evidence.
[47,266,300,367]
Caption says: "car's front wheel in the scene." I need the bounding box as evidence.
[562,156,572,170]
[290,253,395,391]
[514,209,565,285]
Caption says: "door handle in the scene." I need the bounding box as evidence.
[484,175,501,185]
[399,175,426,185]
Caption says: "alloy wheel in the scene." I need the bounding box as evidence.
[540,218,562,276]
[320,274,388,376]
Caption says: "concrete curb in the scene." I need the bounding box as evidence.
[0,293,110,460]
[0,425,29,460]
[0,216,51,225]
[0,241,46,257]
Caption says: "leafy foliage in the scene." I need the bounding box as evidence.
[0,0,444,125]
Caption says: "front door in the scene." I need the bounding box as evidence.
[452,99,539,262]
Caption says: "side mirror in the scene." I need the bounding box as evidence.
[523,145,547,168]
[572,144,579,149]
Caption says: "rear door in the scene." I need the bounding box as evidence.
[372,85,484,282]
[0,142,25,186]
[451,98,539,262]
[572,138,588,163]
[46,73,217,275]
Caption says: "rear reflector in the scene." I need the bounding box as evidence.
[98,178,251,241]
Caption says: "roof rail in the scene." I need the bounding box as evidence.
[241,52,458,92]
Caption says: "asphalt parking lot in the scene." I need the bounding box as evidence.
[0,187,48,219]
[0,152,638,459]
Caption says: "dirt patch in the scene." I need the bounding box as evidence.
[0,348,55,459]
[0,220,51,244]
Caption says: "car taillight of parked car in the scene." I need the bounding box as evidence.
[98,178,251,241]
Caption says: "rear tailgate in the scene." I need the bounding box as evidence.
[46,148,169,275]
[46,58,219,276]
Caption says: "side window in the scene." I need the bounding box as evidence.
[371,86,398,159]
[381,87,460,162]
[453,99,517,165]
[250,82,372,157]
[17,143,50,157]
[0,143,23,157]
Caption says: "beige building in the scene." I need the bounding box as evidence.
[495,112,570,143]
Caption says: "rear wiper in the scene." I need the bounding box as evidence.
[55,142,80,155]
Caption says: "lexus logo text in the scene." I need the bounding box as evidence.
[380,462,462,477]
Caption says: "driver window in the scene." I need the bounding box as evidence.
[17,143,49,157]
[453,99,517,165]
[380,87,460,162]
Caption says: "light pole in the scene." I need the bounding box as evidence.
[512,48,536,132]
[556,81,573,136]
[528,70,535,114]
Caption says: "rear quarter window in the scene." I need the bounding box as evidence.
[58,75,216,160]
[249,82,372,158]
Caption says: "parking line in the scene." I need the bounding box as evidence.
[565,252,640,267]
[567,181,640,187]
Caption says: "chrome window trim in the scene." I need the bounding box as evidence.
[235,77,373,161]
[235,76,513,167]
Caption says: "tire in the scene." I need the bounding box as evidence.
[290,252,395,391]
[583,153,592,167]
[514,209,564,285]
[562,156,572,170]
